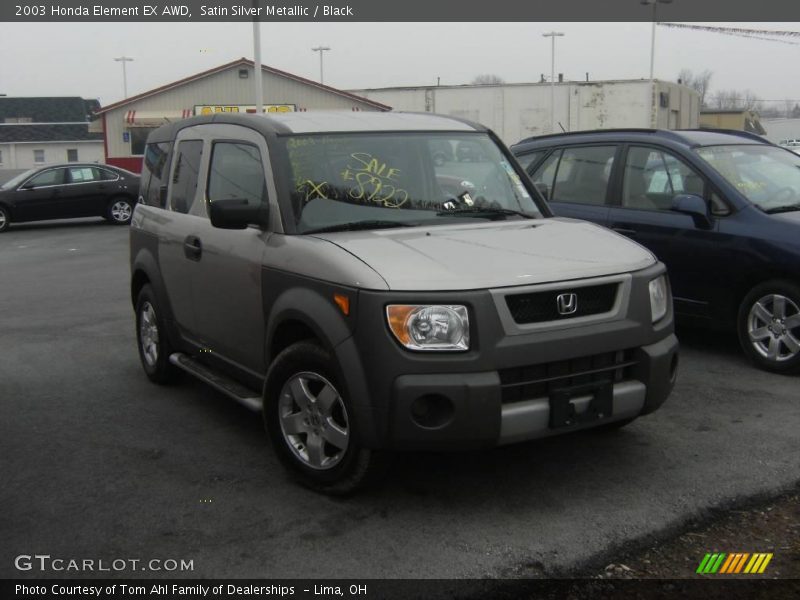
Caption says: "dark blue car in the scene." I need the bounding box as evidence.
[511,129,800,374]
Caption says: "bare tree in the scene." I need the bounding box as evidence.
[471,74,505,85]
[677,68,713,107]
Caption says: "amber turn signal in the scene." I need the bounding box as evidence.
[333,293,350,316]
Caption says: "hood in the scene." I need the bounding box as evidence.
[313,218,656,291]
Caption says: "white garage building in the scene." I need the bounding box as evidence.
[95,57,390,173]
[350,79,700,145]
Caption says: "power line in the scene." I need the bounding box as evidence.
[659,23,800,45]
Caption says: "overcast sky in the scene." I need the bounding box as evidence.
[1,22,798,108]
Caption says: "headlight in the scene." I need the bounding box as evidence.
[649,275,669,323]
[386,305,469,351]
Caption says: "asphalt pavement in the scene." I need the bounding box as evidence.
[1,219,798,579]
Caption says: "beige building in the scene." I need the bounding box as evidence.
[699,109,766,135]
[350,80,700,145]
[95,58,390,172]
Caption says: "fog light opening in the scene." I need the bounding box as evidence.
[410,394,454,429]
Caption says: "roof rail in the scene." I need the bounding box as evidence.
[514,128,681,146]
[689,127,771,144]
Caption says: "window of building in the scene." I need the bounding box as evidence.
[170,140,203,214]
[130,128,157,156]
[67,149,79,162]
[33,149,45,163]
[207,142,266,206]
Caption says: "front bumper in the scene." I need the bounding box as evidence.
[337,263,678,451]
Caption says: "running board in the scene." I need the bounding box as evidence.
[169,353,263,412]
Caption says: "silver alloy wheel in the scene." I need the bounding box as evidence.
[139,302,159,367]
[0,208,7,229]
[278,371,350,470]
[747,294,800,362]
[111,200,132,223]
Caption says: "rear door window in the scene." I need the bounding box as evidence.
[551,146,617,206]
[170,140,203,214]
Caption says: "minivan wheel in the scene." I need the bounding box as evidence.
[0,205,10,233]
[135,284,177,383]
[263,342,385,495]
[738,280,800,374]
[108,197,133,225]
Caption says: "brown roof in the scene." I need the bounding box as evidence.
[96,58,391,114]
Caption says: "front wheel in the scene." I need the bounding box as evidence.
[107,197,134,225]
[135,284,177,383]
[738,280,800,374]
[263,342,385,494]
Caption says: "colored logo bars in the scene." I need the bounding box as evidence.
[696,552,773,574]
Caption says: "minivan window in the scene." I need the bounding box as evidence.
[622,146,705,211]
[207,142,266,206]
[280,132,543,232]
[530,150,561,200]
[170,140,203,214]
[550,146,617,206]
[696,145,800,212]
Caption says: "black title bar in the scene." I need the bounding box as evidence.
[2,0,800,22]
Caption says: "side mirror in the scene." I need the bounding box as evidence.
[670,194,712,229]
[20,182,35,191]
[208,198,269,230]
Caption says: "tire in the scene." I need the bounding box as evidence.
[135,284,177,384]
[107,197,134,225]
[737,280,800,374]
[263,342,385,495]
[0,205,10,233]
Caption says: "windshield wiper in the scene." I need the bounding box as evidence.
[436,207,535,219]
[763,203,800,214]
[303,220,417,234]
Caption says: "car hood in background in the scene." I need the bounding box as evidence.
[313,218,656,290]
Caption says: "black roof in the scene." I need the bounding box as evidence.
[512,128,770,150]
[0,124,103,143]
[0,97,98,123]
[0,97,102,144]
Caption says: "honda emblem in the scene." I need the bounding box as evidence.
[556,293,578,315]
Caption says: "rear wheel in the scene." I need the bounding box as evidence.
[738,280,800,374]
[263,342,385,495]
[0,205,10,233]
[107,197,134,225]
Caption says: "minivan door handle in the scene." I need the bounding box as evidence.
[183,235,202,261]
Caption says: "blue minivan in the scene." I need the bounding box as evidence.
[512,129,800,374]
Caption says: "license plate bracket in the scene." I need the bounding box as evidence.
[549,380,613,429]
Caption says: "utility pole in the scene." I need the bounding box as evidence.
[542,32,564,134]
[311,46,331,84]
[253,21,264,114]
[641,0,674,82]
[113,56,134,98]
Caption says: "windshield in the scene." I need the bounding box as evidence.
[280,132,544,233]
[695,145,800,211]
[0,168,38,190]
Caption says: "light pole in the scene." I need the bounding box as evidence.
[253,22,264,114]
[312,46,331,85]
[113,56,134,98]
[641,0,673,83]
[542,32,564,134]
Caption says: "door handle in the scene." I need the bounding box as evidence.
[612,227,637,237]
[183,235,202,261]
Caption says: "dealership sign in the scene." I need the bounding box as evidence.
[194,104,296,115]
